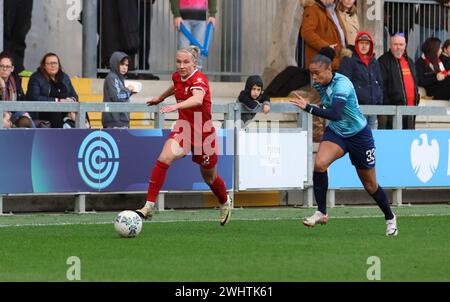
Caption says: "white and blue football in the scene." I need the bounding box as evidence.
[114,210,143,238]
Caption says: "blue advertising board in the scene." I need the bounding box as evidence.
[0,129,233,194]
[329,130,450,188]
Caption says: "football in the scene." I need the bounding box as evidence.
[114,210,143,238]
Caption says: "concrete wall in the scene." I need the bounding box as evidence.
[21,0,281,79]
[24,0,83,77]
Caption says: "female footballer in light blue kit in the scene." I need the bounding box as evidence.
[290,47,398,236]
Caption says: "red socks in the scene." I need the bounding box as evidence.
[209,176,228,204]
[147,160,227,205]
[146,160,170,202]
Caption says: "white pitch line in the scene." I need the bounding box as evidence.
[0,212,450,228]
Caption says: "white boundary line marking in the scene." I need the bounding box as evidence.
[1,212,450,228]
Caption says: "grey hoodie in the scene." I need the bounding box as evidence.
[102,51,132,128]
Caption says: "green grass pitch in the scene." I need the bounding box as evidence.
[0,205,449,281]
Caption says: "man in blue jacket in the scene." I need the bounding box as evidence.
[339,32,383,129]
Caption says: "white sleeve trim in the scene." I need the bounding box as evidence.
[190,86,206,94]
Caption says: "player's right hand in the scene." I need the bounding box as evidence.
[160,104,178,114]
[289,92,308,110]
[146,97,161,106]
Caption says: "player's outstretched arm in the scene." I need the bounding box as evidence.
[304,98,345,121]
[147,85,175,106]
[290,92,345,121]
[160,88,205,114]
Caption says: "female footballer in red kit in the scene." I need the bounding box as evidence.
[136,46,231,226]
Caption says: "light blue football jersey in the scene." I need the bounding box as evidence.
[313,73,367,137]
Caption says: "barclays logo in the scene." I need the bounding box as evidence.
[410,134,439,183]
[78,131,120,190]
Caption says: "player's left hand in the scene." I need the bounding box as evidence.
[289,92,308,109]
[160,104,178,113]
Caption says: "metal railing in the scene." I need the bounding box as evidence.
[2,102,449,129]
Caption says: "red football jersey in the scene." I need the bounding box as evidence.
[172,69,215,144]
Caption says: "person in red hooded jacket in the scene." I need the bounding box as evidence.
[339,31,384,129]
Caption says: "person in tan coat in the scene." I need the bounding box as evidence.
[301,0,347,71]
[301,0,348,141]
[337,0,360,50]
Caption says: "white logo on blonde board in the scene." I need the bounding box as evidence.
[411,134,439,183]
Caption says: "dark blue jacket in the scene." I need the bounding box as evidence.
[26,69,78,128]
[26,69,78,103]
[339,52,383,105]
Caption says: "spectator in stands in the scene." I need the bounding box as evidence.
[63,112,76,129]
[302,0,347,71]
[441,39,450,70]
[378,33,419,130]
[11,115,34,128]
[137,0,159,80]
[62,112,91,129]
[337,0,359,51]
[3,0,33,73]
[170,0,217,52]
[339,32,383,129]
[415,37,450,101]
[301,0,348,142]
[100,0,140,72]
[0,52,35,128]
[3,111,12,128]
[237,75,271,127]
[102,51,138,129]
[26,53,78,128]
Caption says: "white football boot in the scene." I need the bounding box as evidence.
[219,195,232,226]
[386,215,398,236]
[135,202,155,221]
[303,211,329,227]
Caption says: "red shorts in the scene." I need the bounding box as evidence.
[168,130,218,169]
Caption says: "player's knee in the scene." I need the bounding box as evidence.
[363,181,378,194]
[314,161,328,173]
[202,175,214,185]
